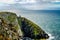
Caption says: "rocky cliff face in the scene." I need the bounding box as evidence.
[0,12,23,40]
[18,17,49,40]
[0,12,49,40]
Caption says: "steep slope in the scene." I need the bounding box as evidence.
[0,12,23,40]
[0,12,49,40]
[18,17,49,39]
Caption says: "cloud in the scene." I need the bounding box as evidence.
[0,0,16,4]
[0,0,60,10]
[52,0,60,2]
[0,0,37,4]
[0,0,60,4]
[16,0,37,4]
[20,4,60,10]
[19,0,60,10]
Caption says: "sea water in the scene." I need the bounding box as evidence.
[19,10,60,40]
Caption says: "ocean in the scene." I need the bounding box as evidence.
[19,10,60,40]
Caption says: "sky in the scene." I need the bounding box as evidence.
[0,0,60,10]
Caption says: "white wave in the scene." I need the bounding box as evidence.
[47,33,55,40]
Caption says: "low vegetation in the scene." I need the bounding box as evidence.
[0,12,49,40]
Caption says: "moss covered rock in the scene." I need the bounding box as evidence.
[18,17,49,39]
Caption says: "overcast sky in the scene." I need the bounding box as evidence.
[0,0,60,10]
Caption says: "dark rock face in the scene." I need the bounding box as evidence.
[18,17,49,39]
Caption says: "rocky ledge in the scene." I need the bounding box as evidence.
[0,12,49,40]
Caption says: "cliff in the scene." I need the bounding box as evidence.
[0,12,49,40]
[18,16,49,40]
[0,12,23,40]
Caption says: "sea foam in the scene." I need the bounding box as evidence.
[47,33,55,40]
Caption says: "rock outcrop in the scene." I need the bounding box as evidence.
[0,12,49,40]
[18,17,49,40]
[0,12,23,40]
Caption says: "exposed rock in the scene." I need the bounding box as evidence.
[18,17,49,40]
[0,12,49,40]
[0,12,23,40]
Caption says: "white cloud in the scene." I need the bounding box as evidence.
[0,0,60,10]
[0,0,16,4]
[20,2,60,10]
[18,0,37,4]
[0,0,60,4]
[33,0,60,3]
[52,0,60,2]
[0,0,37,4]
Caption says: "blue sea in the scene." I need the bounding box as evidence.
[19,10,60,40]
